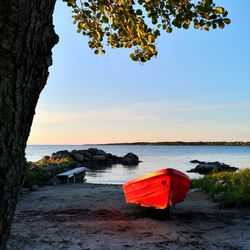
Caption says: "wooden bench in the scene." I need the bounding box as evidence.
[57,167,87,183]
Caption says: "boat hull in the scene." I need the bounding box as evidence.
[123,168,192,209]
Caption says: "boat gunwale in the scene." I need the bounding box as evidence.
[123,168,191,188]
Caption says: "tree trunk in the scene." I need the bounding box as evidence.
[0,0,58,249]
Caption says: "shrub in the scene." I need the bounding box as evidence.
[23,168,50,188]
[23,161,77,188]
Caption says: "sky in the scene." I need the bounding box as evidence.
[28,0,250,144]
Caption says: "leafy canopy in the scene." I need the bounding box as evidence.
[63,0,230,62]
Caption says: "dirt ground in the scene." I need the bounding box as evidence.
[7,183,250,250]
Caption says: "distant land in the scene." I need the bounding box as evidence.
[100,141,250,146]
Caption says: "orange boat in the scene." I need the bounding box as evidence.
[123,168,192,209]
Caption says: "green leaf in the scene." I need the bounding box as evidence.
[130,53,136,61]
[216,7,224,14]
[166,26,172,33]
[194,23,200,29]
[152,18,157,25]
[136,9,143,16]
[66,0,231,63]
[218,22,225,29]
[102,16,109,23]
[223,18,231,25]
[148,34,155,43]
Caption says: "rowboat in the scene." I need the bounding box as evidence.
[123,168,192,209]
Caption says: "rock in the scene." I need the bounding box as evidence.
[71,150,92,158]
[72,153,84,162]
[122,153,139,166]
[30,148,141,180]
[117,157,123,163]
[190,160,205,164]
[96,149,107,156]
[111,154,118,160]
[92,155,106,161]
[35,156,50,167]
[188,161,239,175]
[51,150,71,159]
[88,148,98,155]
[107,153,113,158]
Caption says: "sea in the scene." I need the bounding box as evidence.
[26,145,250,184]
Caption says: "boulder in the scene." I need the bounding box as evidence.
[188,161,239,175]
[108,155,122,164]
[107,153,113,158]
[71,150,91,158]
[92,155,107,161]
[122,152,139,166]
[35,156,50,167]
[29,148,141,182]
[72,153,84,162]
[51,150,71,159]
[88,148,98,155]
[96,149,107,156]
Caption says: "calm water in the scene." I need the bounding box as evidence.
[26,145,250,184]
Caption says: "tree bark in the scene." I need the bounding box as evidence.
[0,0,58,249]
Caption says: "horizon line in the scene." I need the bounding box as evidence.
[27,140,250,146]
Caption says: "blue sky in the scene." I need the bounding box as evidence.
[28,0,250,144]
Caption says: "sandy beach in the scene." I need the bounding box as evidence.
[7,183,250,250]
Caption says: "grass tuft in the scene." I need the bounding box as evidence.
[23,168,50,188]
[192,168,250,207]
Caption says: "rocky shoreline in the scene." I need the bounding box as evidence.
[26,148,140,188]
[26,147,242,189]
[34,148,140,168]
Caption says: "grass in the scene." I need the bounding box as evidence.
[23,160,77,188]
[35,156,72,167]
[192,168,250,207]
[23,168,50,188]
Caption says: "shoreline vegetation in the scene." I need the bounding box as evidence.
[99,141,250,146]
[193,169,250,207]
[24,146,250,208]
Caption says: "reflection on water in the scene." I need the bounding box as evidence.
[26,145,250,184]
[86,164,140,184]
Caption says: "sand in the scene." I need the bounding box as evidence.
[7,183,250,250]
